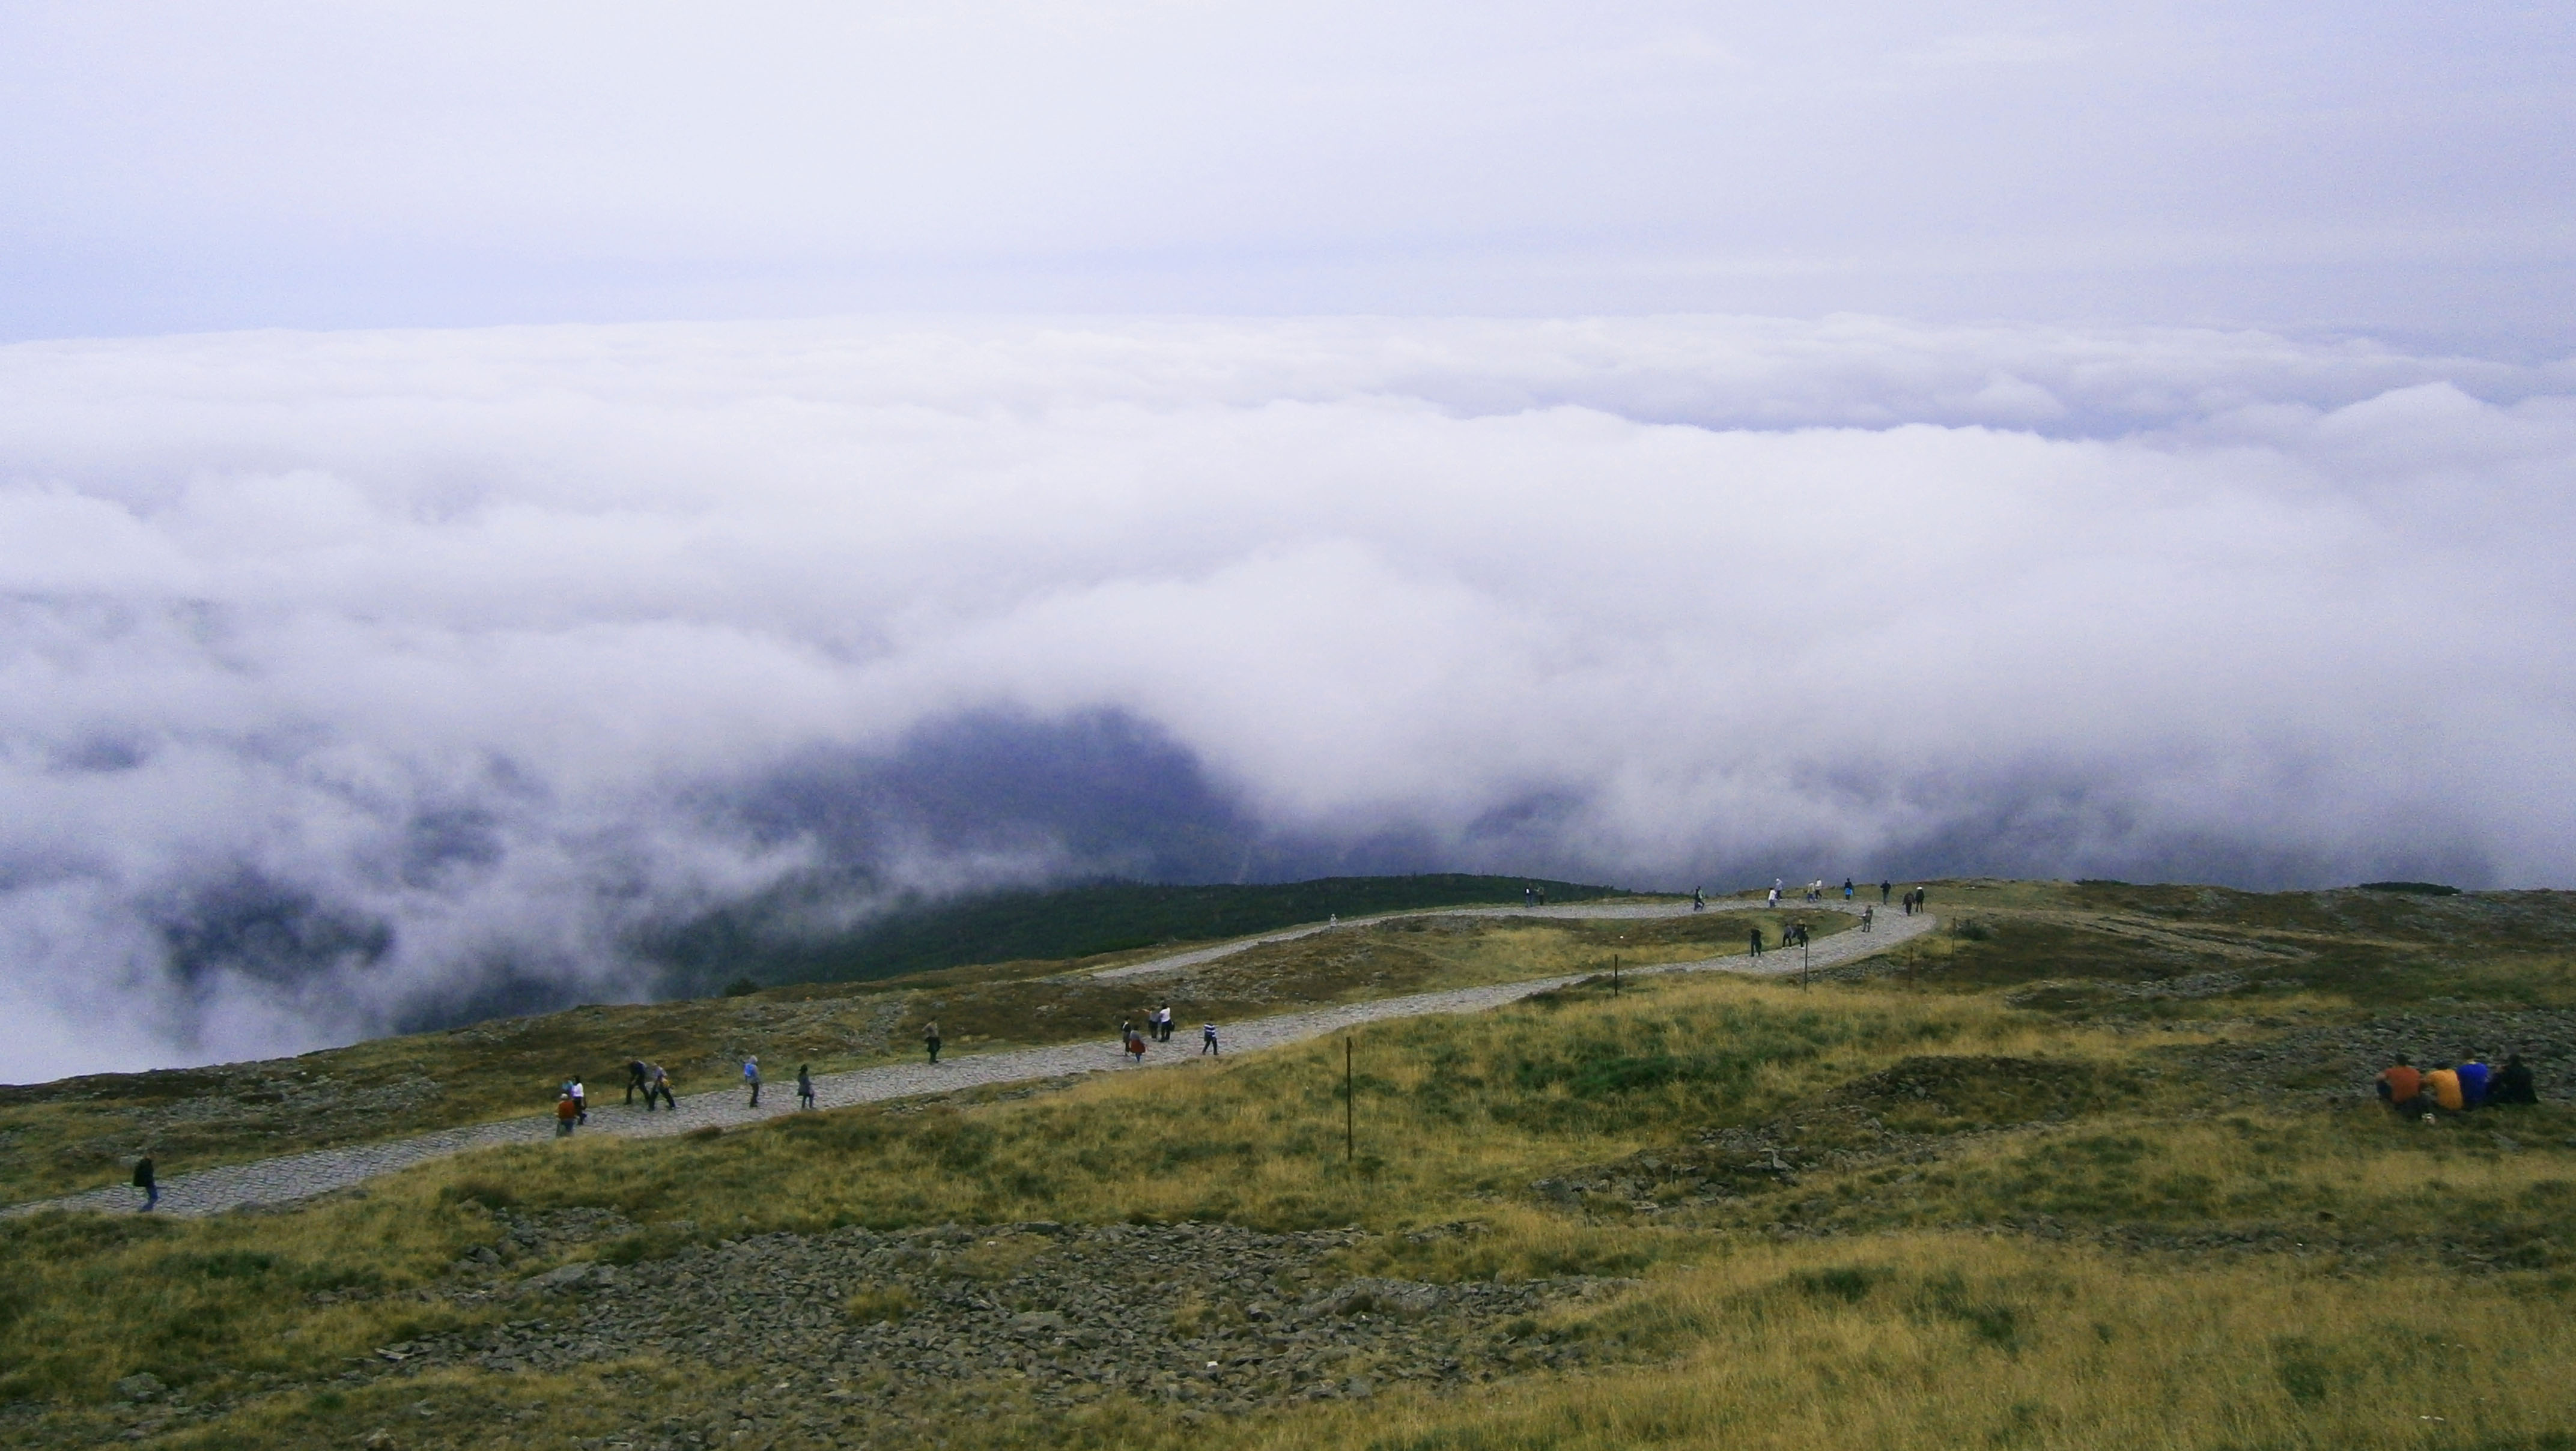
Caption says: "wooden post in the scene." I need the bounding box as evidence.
[1344,1037,1355,1163]
[1613,954,1620,997]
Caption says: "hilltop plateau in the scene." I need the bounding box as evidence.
[5,877,2575,1451]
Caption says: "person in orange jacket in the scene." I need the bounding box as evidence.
[2375,1058,2426,1113]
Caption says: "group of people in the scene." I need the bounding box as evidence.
[1122,1006,1220,1061]
[2377,1055,2540,1115]
[1751,927,1813,959]
[553,1076,589,1134]
[624,1059,678,1110]
[1899,887,1927,916]
[735,1057,816,1109]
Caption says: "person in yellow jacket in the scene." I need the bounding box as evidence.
[2423,1063,2466,1113]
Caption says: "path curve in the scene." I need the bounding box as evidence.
[10,900,1934,1220]
[1087,896,1758,981]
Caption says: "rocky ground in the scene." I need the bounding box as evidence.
[338,1217,1611,1450]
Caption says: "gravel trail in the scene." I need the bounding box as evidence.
[10,901,1933,1220]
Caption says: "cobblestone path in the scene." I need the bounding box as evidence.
[11,901,1933,1220]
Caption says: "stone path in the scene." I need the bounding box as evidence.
[1084,896,1742,981]
[10,899,1933,1220]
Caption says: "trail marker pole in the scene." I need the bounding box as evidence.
[1344,1037,1355,1163]
[1801,932,1810,992]
[1613,954,1620,997]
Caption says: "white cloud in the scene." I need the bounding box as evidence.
[0,313,2571,1078]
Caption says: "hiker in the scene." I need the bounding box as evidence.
[626,1058,649,1104]
[1201,1022,1220,1056]
[1767,886,1780,909]
[1843,878,1854,900]
[2424,1062,2466,1113]
[651,1063,676,1110]
[1692,887,1705,912]
[1536,888,1546,907]
[1881,880,1892,904]
[555,1092,579,1136]
[1156,1004,1173,1043]
[1523,885,1533,907]
[1126,1025,1147,1063]
[1861,905,1874,932]
[1748,927,1764,958]
[133,1156,157,1212]
[570,1076,587,1124]
[2375,1058,2427,1113]
[797,1064,815,1110]
[2495,1054,2539,1105]
[2457,1055,2492,1108]
[743,1056,762,1107]
[924,1021,943,1065]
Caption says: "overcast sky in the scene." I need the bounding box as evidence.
[2,5,2571,1079]
[4,1,2571,342]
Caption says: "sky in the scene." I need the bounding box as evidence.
[1,4,2571,1079]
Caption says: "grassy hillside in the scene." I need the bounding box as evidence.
[5,879,2575,1450]
[649,873,1633,992]
[0,890,1775,1205]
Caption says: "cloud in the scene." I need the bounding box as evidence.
[1,314,2571,1077]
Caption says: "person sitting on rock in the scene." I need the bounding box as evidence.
[2456,1055,2492,1108]
[2423,1062,2465,1114]
[2495,1053,2539,1105]
[2375,1058,2426,1113]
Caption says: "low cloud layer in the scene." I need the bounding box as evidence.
[3,315,2571,1079]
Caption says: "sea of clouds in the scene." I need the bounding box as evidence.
[2,314,2571,1079]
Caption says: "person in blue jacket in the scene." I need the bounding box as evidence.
[2456,1055,2492,1107]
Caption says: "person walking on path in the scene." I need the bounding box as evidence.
[1201,1022,1220,1056]
[650,1063,676,1110]
[133,1156,157,1212]
[554,1092,579,1136]
[797,1064,816,1110]
[625,1059,649,1105]
[923,1022,943,1065]
[1692,888,1705,912]
[1767,886,1780,910]
[1749,927,1765,959]
[1881,880,1892,904]
[1843,878,1855,900]
[743,1056,762,1108]
[1861,905,1874,932]
[570,1077,587,1124]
